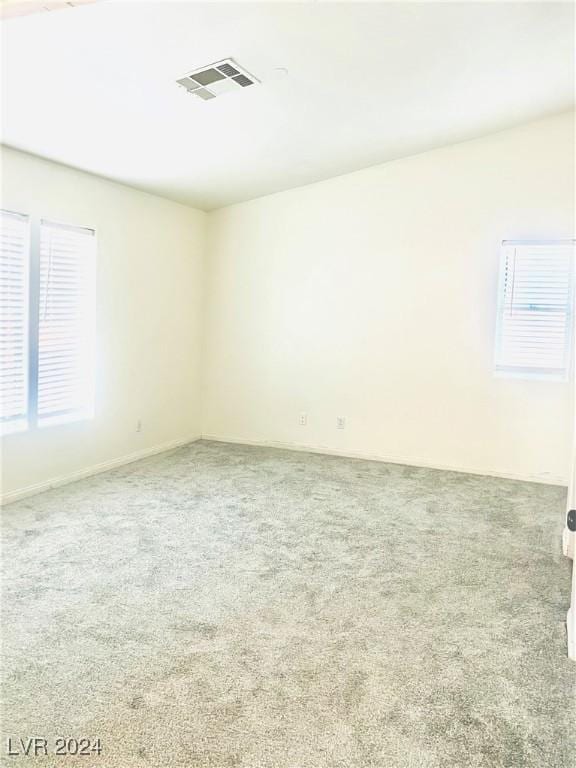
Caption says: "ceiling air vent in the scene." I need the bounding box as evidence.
[176,59,259,101]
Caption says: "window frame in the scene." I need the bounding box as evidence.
[0,209,31,435]
[0,209,97,435]
[494,239,576,383]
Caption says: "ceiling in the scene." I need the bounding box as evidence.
[1,1,574,210]
[0,1,99,21]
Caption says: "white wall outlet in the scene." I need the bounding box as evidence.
[136,419,142,433]
[336,416,346,429]
[299,412,308,426]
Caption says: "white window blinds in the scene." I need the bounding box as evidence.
[495,241,575,380]
[37,220,96,426]
[0,210,29,433]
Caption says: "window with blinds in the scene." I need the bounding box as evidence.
[0,210,29,433]
[494,241,575,380]
[38,220,96,426]
[0,209,96,433]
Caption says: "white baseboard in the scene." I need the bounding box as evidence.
[201,433,568,487]
[2,432,567,506]
[1,435,201,506]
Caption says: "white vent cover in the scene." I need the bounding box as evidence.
[176,59,259,101]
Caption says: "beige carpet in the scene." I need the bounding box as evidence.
[1,440,574,767]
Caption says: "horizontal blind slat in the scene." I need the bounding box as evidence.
[0,209,28,425]
[495,242,575,378]
[37,219,95,424]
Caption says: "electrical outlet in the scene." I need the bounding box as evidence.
[299,412,307,426]
[336,416,346,430]
[136,419,142,433]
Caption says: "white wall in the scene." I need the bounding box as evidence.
[2,113,573,498]
[1,147,206,500]
[202,112,575,484]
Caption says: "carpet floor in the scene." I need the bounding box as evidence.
[1,440,574,767]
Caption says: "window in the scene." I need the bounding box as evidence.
[494,240,575,381]
[0,210,96,433]
[0,211,29,433]
[37,220,96,426]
